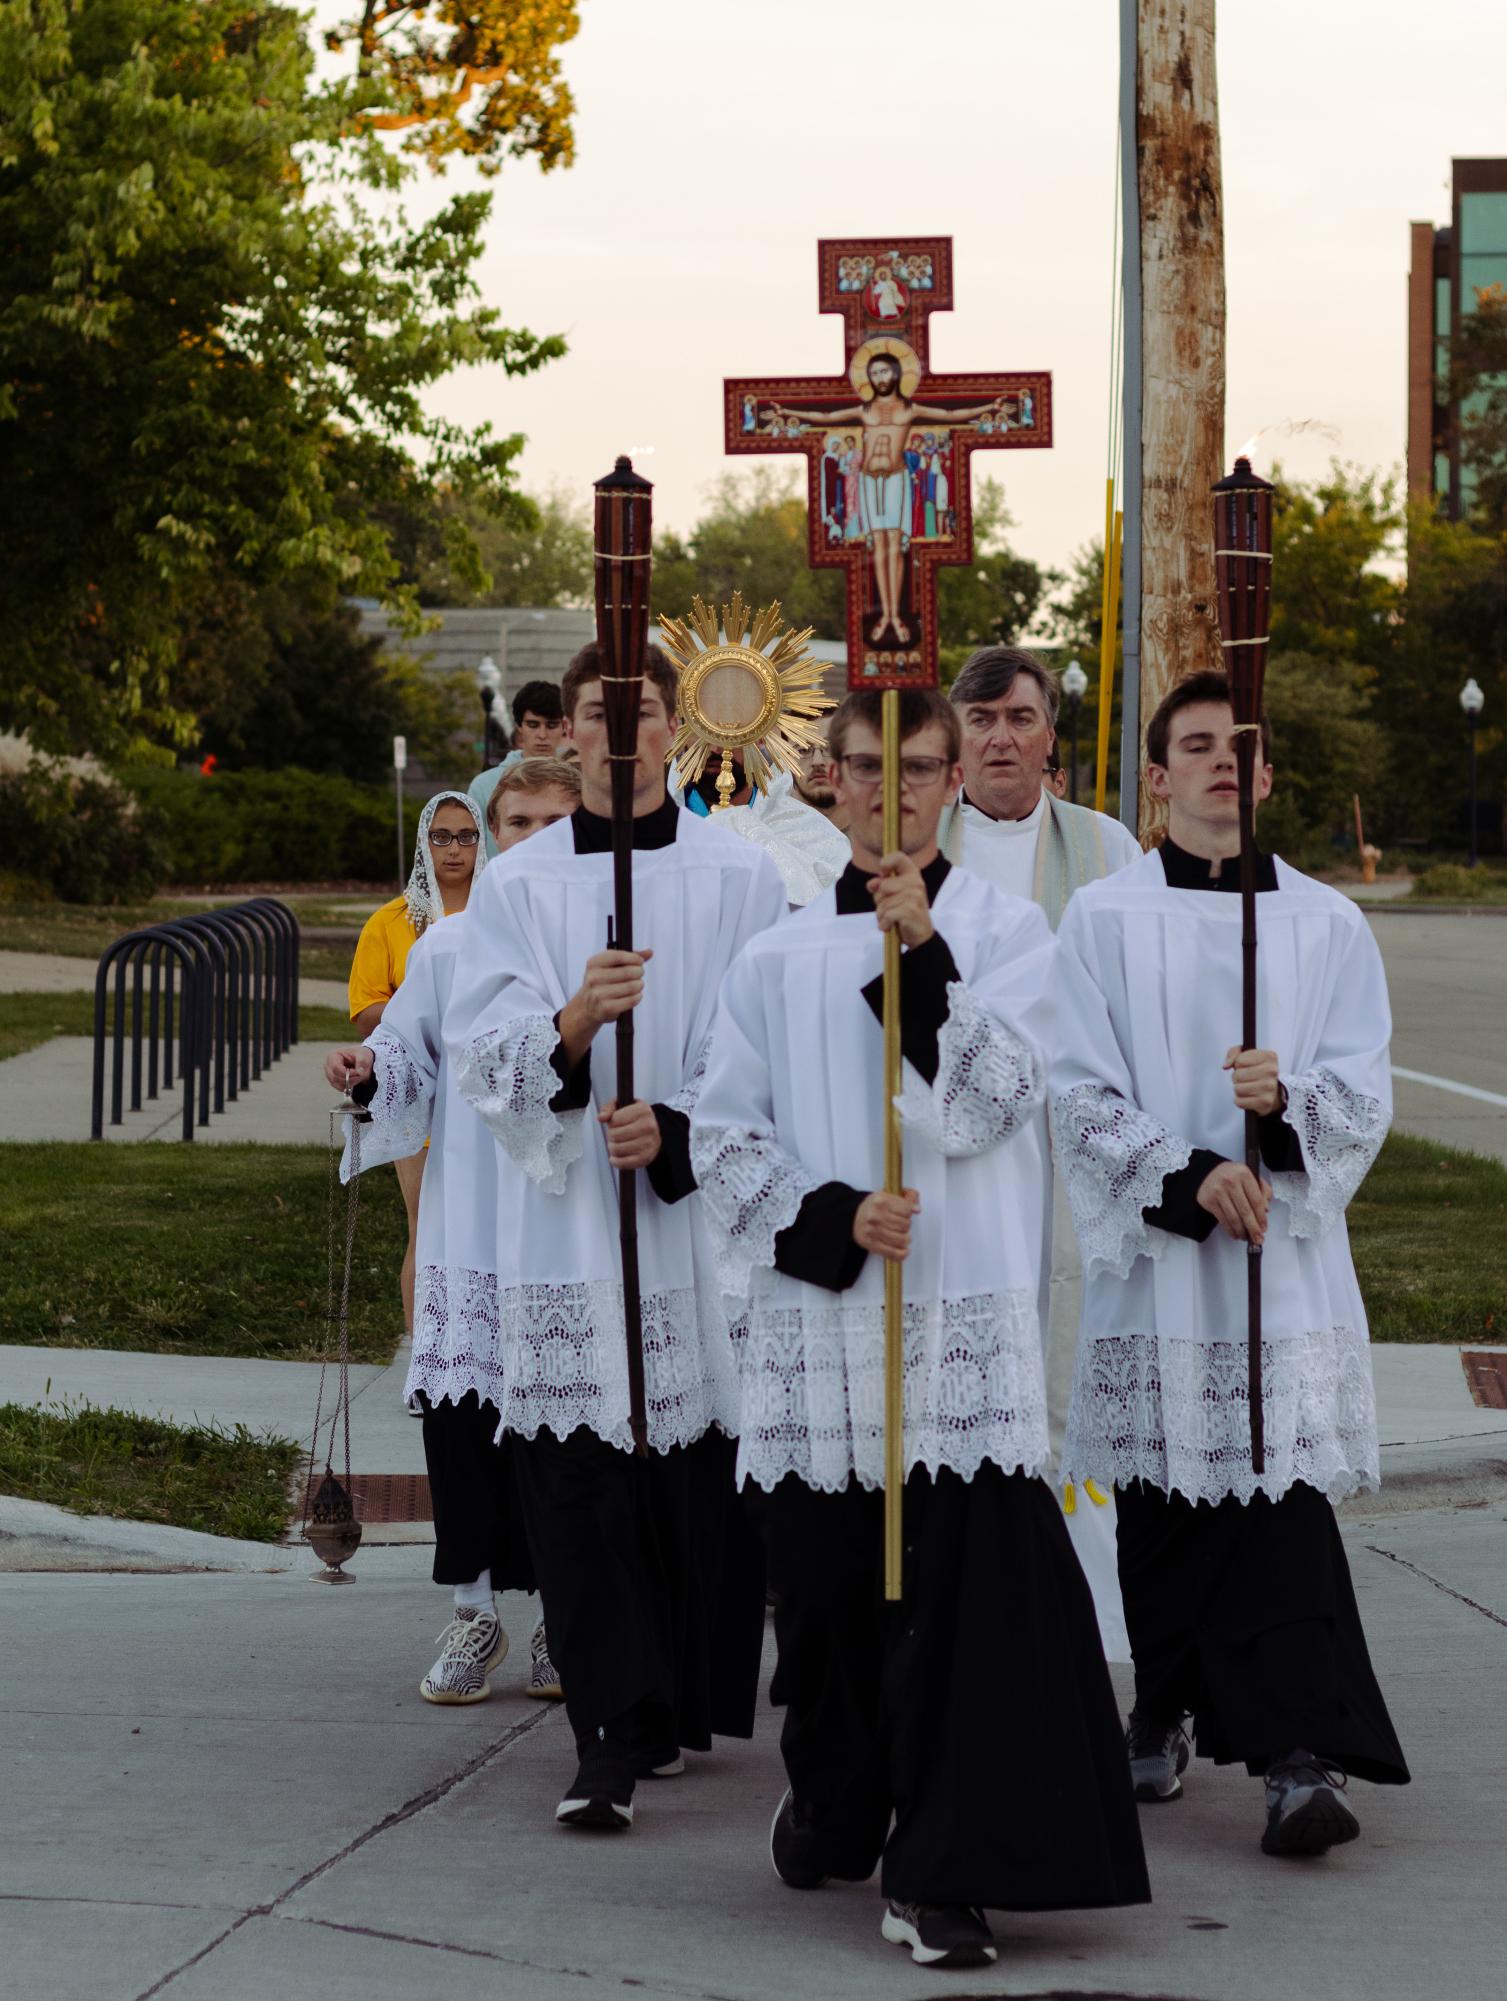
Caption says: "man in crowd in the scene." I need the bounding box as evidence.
[1052,670,1408,1856]
[446,644,788,1833]
[323,756,583,1706]
[943,646,1142,1658]
[469,679,569,854]
[692,687,1147,1969]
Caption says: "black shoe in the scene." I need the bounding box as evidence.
[770,1787,827,1888]
[1126,1705,1191,1802]
[1261,1749,1359,1857]
[556,1729,635,1831]
[881,1900,997,1969]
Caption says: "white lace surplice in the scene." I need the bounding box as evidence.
[446,813,788,1455]
[1050,850,1392,1505]
[339,921,508,1412]
[692,868,1058,1495]
[717,770,852,907]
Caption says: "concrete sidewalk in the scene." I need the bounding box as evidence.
[2,1501,1504,2001]
[0,1035,352,1142]
[0,946,350,1009]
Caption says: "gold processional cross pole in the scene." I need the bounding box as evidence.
[724,238,1054,1597]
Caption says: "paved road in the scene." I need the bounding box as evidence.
[1367,910,1507,1162]
[4,915,1503,1156]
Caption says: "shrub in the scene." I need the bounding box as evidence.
[1413,862,1501,902]
[0,761,167,903]
[118,767,422,884]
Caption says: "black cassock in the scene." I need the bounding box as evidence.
[736,862,1149,1913]
[1112,839,1407,1787]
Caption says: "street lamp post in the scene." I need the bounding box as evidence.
[1061,658,1089,804]
[477,655,504,767]
[1460,677,1485,868]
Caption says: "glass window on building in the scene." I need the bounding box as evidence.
[1434,451,1451,497]
[1459,191,1507,256]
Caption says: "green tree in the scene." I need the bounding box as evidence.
[651,472,845,635]
[185,587,467,780]
[0,0,564,762]
[326,0,579,177]
[935,478,1057,657]
[1260,651,1387,857]
[412,487,593,606]
[1269,464,1400,666]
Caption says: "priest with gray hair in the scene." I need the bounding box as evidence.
[942,646,1141,1662]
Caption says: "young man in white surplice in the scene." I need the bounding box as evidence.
[324,758,583,1708]
[1051,669,1408,1862]
[445,643,787,1836]
[692,689,1148,1974]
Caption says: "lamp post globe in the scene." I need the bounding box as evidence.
[1460,678,1485,868]
[1061,658,1088,804]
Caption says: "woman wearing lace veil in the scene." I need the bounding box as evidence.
[327,762,582,1705]
[1050,673,1408,1861]
[347,789,488,1331]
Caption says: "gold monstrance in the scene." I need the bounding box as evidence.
[660,594,834,810]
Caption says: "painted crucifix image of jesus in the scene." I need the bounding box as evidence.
[767,341,1007,646]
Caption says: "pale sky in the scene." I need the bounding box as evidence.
[389,0,1505,578]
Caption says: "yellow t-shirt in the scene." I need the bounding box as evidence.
[348,896,421,1019]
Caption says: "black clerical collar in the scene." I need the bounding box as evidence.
[835,853,951,915]
[1159,834,1277,892]
[571,792,682,854]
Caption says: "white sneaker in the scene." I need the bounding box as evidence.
[420,1602,508,1704]
[528,1615,564,1701]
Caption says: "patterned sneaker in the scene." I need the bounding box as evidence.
[527,1616,564,1701]
[419,1603,508,1705]
[1127,1706,1191,1802]
[1261,1749,1360,1856]
[881,1901,997,1968]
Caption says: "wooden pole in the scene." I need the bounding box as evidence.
[1133,0,1227,841]
[1237,733,1266,1475]
[881,687,905,1602]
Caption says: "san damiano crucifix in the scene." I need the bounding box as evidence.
[725,237,1052,689]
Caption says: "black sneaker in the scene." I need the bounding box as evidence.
[881,1901,997,1969]
[1127,1706,1191,1802]
[1261,1749,1360,1857]
[637,1745,685,1778]
[770,1787,827,1888]
[556,1729,635,1831]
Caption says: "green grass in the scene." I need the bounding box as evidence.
[1350,1132,1507,1342]
[0,1399,301,1541]
[0,993,354,1063]
[0,1143,407,1361]
[0,894,372,961]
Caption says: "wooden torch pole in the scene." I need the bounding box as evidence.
[881,687,905,1601]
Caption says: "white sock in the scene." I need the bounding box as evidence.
[454,1570,493,1613]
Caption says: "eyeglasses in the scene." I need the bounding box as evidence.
[428,829,480,849]
[835,754,952,786]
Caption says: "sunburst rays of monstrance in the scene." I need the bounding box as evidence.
[660,594,835,809]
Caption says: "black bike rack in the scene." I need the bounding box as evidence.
[90,898,300,1141]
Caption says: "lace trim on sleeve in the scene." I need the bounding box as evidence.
[895,980,1042,1158]
[690,1121,821,1300]
[1268,1068,1390,1240]
[338,1026,430,1182]
[666,1028,714,1119]
[1050,1081,1194,1280]
[453,1012,585,1195]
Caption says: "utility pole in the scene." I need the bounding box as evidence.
[1122,0,1227,840]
